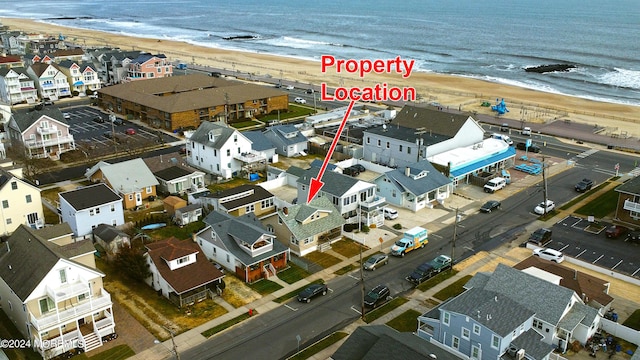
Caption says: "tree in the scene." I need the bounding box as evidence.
[114,244,151,283]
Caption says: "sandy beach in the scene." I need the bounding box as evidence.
[3,18,639,134]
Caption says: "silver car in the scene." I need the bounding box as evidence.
[363,254,389,271]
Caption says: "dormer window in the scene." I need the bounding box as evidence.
[177,256,189,264]
[208,132,215,142]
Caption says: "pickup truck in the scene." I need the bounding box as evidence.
[391,227,428,257]
[575,178,594,192]
[406,255,452,285]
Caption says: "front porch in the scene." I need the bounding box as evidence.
[167,281,222,308]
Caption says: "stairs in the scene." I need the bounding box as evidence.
[82,332,102,353]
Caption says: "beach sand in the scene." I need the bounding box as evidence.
[3,18,638,133]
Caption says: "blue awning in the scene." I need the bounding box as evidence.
[73,81,84,86]
[450,147,516,178]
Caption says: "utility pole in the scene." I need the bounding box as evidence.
[360,243,365,319]
[451,207,459,263]
[541,155,549,215]
[163,326,181,360]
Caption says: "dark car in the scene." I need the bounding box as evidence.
[112,118,124,126]
[605,225,629,239]
[516,142,541,153]
[407,262,435,285]
[500,123,509,132]
[627,231,640,243]
[103,131,113,139]
[363,285,390,308]
[352,164,366,173]
[575,178,594,192]
[93,116,105,123]
[297,284,328,303]
[480,200,501,213]
[529,228,552,246]
[343,166,360,177]
[363,254,389,271]
[306,88,314,94]
[211,71,222,78]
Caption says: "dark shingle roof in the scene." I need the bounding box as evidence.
[390,104,473,135]
[263,124,308,146]
[189,121,236,149]
[508,328,555,360]
[11,107,67,132]
[154,166,193,181]
[209,184,274,211]
[59,183,122,211]
[383,160,451,196]
[297,168,360,197]
[615,176,640,196]
[364,124,451,146]
[243,130,275,151]
[93,224,128,243]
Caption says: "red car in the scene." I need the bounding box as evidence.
[605,225,628,238]
[125,128,136,135]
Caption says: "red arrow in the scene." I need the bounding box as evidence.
[307,100,356,203]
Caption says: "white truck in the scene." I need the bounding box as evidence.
[484,177,507,193]
[391,227,428,257]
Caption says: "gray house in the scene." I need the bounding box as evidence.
[374,160,452,212]
[262,124,308,157]
[244,130,277,163]
[418,264,600,358]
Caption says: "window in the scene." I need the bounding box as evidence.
[6,219,11,225]
[533,319,543,330]
[491,335,500,349]
[25,195,32,203]
[39,297,55,314]
[473,324,481,335]
[377,139,381,147]
[462,327,470,340]
[2,200,8,208]
[452,336,459,350]
[11,181,17,190]
[146,186,152,194]
[399,145,403,152]
[59,269,67,283]
[234,135,238,142]
[407,147,411,154]
[128,194,133,201]
[290,236,299,245]
[386,141,390,149]
[366,137,370,144]
[443,312,450,325]
[78,293,86,301]
[89,209,95,216]
[95,207,101,214]
[177,256,189,264]
[111,204,115,212]
[471,345,480,359]
[261,198,273,208]
[237,147,241,154]
[227,163,231,169]
[246,204,255,213]
[226,149,231,156]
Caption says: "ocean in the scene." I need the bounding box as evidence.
[2,0,639,106]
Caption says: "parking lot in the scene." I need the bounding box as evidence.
[61,106,180,156]
[549,215,640,278]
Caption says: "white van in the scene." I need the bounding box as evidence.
[491,133,513,145]
[383,208,399,220]
[484,177,507,193]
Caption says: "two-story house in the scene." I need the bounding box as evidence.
[373,160,452,212]
[262,196,346,256]
[126,53,172,82]
[187,121,265,179]
[58,183,124,237]
[7,107,76,159]
[57,60,101,96]
[197,211,289,283]
[614,175,640,228]
[0,224,116,358]
[208,184,277,218]
[362,105,484,168]
[418,264,600,358]
[295,167,384,226]
[145,237,225,308]
[243,130,278,164]
[0,167,44,235]
[0,66,39,104]
[262,124,308,157]
[26,62,71,101]
[88,49,142,85]
[85,158,159,210]
[142,152,206,195]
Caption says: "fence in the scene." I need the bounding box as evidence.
[600,318,640,346]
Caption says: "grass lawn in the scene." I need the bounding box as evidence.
[304,251,342,269]
[559,181,611,210]
[147,221,207,240]
[248,279,283,295]
[201,311,255,338]
[258,104,312,122]
[433,275,472,301]
[362,297,409,323]
[289,332,348,360]
[274,279,325,303]
[386,309,422,332]
[230,120,261,129]
[43,206,59,225]
[575,189,619,218]
[334,263,357,275]
[622,309,640,330]
[76,345,135,360]
[416,269,459,292]
[331,238,367,258]
[208,177,256,192]
[277,263,312,284]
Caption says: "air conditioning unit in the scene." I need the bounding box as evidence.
[516,348,525,360]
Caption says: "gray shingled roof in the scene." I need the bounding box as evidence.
[209,184,274,212]
[297,168,361,197]
[441,288,534,337]
[201,211,288,267]
[93,223,128,243]
[390,104,474,135]
[99,158,159,193]
[508,328,555,360]
[189,121,237,149]
[243,130,276,151]
[615,176,640,196]
[59,183,122,211]
[263,124,308,147]
[384,160,451,196]
[279,196,345,240]
[11,107,68,132]
[364,124,451,146]
[153,166,193,181]
[477,264,576,325]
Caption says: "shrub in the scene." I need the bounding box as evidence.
[393,223,402,230]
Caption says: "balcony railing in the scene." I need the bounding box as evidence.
[46,280,90,303]
[359,195,386,212]
[234,150,267,164]
[623,199,640,213]
[31,290,112,331]
[37,125,58,135]
[24,135,74,148]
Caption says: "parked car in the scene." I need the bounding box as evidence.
[210,71,222,78]
[351,164,366,173]
[125,128,136,135]
[534,200,555,215]
[63,112,71,120]
[521,127,532,136]
[297,284,328,303]
[111,118,124,125]
[93,116,105,123]
[500,123,509,132]
[575,178,594,192]
[605,225,629,239]
[363,254,389,271]
[294,97,306,104]
[383,208,399,220]
[285,85,295,90]
[529,228,552,246]
[516,142,541,153]
[533,248,565,263]
[627,231,640,243]
[103,131,114,139]
[306,88,314,94]
[480,200,501,213]
[342,166,360,177]
[42,100,55,106]
[363,284,390,308]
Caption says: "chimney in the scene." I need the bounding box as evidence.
[191,232,197,242]
[405,167,410,177]
[283,207,289,215]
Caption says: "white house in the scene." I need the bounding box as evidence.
[186,121,265,179]
[26,62,71,101]
[0,224,115,358]
[0,66,39,104]
[0,167,44,235]
[58,183,124,237]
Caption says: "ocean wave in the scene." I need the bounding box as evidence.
[599,68,640,90]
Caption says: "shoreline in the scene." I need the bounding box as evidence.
[3,17,639,133]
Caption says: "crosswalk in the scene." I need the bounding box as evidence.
[629,167,640,177]
[575,149,599,159]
